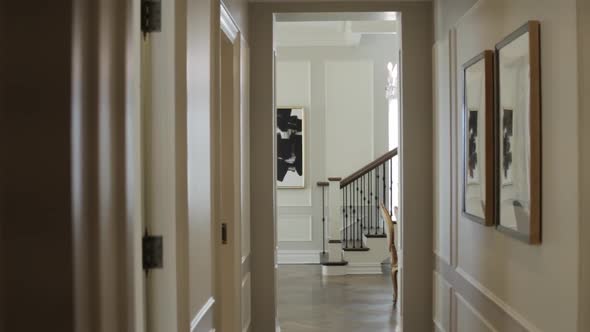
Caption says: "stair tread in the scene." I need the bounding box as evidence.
[321,260,349,266]
[343,247,370,252]
[364,234,387,238]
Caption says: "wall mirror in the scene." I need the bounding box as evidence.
[495,21,541,244]
[462,51,494,225]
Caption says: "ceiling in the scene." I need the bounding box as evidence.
[274,19,398,47]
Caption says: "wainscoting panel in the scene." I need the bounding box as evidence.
[435,254,535,332]
[456,293,497,332]
[433,271,452,332]
[278,215,313,242]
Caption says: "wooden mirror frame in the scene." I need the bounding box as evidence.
[494,21,542,244]
[461,50,495,226]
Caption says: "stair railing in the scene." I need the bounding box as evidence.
[339,148,398,249]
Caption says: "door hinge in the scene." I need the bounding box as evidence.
[143,229,163,275]
[141,0,161,36]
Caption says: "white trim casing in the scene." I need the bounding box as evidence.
[190,297,216,332]
[220,3,239,42]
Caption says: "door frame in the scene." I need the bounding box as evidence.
[214,4,244,331]
[248,2,433,331]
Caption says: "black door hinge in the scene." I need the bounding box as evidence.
[143,229,163,276]
[141,0,161,36]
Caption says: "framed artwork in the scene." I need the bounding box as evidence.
[462,50,495,226]
[495,21,541,244]
[276,107,305,188]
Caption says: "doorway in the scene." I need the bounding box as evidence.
[273,12,402,332]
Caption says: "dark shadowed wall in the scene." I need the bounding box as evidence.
[0,1,74,331]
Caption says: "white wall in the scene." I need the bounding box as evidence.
[275,35,398,257]
[433,0,583,331]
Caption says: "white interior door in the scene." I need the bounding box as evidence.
[141,0,190,328]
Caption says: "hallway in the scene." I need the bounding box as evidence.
[278,265,400,332]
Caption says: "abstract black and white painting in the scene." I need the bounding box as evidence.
[467,109,480,184]
[277,107,304,188]
[501,108,514,185]
[462,50,494,225]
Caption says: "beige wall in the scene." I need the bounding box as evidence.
[433,0,583,330]
[578,0,590,330]
[249,2,433,331]
[0,2,74,330]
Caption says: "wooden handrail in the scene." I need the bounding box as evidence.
[340,148,398,188]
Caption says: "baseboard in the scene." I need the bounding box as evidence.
[277,250,320,264]
[346,262,383,275]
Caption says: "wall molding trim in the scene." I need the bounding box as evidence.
[220,3,239,42]
[190,297,216,332]
[435,255,541,332]
[455,292,498,332]
[277,250,320,264]
[454,267,541,332]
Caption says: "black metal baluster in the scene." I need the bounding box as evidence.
[350,182,356,248]
[342,187,346,249]
[382,163,387,235]
[322,185,326,254]
[376,167,380,233]
[349,185,352,248]
[363,174,369,233]
[369,171,374,234]
[359,178,364,248]
[390,158,393,216]
[361,176,365,232]
[346,185,350,248]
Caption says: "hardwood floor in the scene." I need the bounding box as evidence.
[278,265,401,332]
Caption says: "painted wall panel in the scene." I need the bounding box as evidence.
[325,60,375,178]
[433,272,452,332]
[278,215,313,242]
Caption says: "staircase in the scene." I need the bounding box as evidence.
[318,148,399,276]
